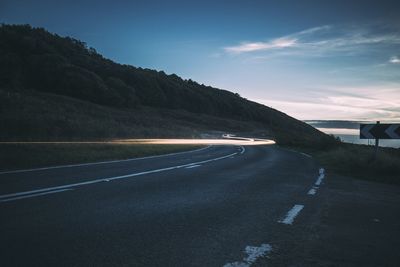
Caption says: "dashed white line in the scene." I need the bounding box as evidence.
[278,204,304,225]
[223,243,272,267]
[307,186,318,195]
[315,168,325,186]
[306,167,326,196]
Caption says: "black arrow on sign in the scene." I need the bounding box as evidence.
[360,123,400,139]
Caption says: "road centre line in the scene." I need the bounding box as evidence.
[0,149,242,202]
[227,167,325,264]
[223,243,272,267]
[307,186,318,195]
[315,168,325,186]
[278,204,304,225]
[307,168,326,195]
[0,145,212,175]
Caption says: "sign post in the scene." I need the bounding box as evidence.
[374,121,380,159]
[360,122,400,160]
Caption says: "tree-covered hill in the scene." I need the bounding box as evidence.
[0,24,334,147]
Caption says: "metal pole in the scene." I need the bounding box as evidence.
[373,121,380,160]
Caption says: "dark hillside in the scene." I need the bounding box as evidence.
[0,24,333,147]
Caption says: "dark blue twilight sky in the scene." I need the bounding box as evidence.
[1,0,400,120]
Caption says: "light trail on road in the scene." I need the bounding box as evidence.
[1,136,275,146]
[112,138,275,146]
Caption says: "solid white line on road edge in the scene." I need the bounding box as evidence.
[0,145,212,175]
[185,164,201,169]
[300,152,312,158]
[223,244,272,267]
[0,189,73,202]
[315,168,325,186]
[307,186,318,195]
[0,150,238,202]
[278,204,304,225]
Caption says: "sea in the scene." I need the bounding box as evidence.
[305,120,400,149]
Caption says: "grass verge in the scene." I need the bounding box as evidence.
[288,143,400,185]
[0,143,203,172]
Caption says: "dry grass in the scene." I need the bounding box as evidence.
[295,143,400,184]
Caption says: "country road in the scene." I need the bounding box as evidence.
[1,144,399,266]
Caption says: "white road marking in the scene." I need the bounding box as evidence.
[0,150,238,202]
[0,189,73,202]
[307,168,325,196]
[300,152,312,158]
[240,146,245,154]
[0,145,212,175]
[278,204,304,225]
[223,244,272,267]
[307,186,318,195]
[185,164,201,169]
[315,168,325,186]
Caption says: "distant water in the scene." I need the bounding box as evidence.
[305,121,400,148]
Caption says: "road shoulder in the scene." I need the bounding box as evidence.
[297,174,400,266]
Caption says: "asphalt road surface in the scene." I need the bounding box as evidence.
[1,144,399,266]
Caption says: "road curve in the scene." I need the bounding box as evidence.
[0,144,321,266]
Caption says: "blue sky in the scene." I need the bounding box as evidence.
[1,0,400,121]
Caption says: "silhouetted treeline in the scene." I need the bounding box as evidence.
[0,24,335,147]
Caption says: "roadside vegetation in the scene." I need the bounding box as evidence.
[4,24,394,183]
[290,141,400,185]
[0,24,331,147]
[0,143,202,172]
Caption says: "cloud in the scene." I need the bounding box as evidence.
[389,55,400,63]
[296,25,332,36]
[224,24,400,56]
[255,84,400,121]
[224,37,297,53]
[258,98,400,121]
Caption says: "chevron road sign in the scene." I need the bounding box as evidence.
[360,123,400,139]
